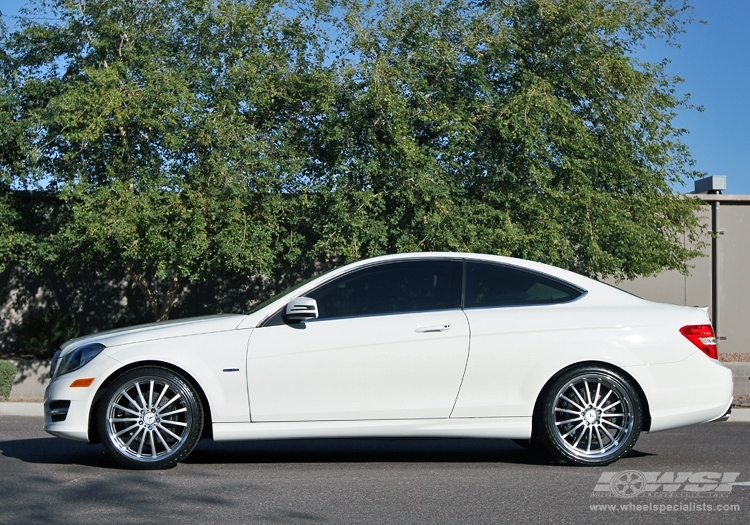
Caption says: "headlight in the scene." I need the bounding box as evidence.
[55,343,106,378]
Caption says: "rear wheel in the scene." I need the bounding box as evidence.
[96,366,203,469]
[539,366,642,466]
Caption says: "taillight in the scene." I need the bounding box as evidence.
[680,325,718,359]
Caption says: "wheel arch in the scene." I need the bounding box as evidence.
[88,360,214,444]
[531,360,652,436]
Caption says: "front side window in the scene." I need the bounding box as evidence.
[464,262,583,308]
[308,260,461,319]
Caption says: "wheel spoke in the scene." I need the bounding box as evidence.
[154,383,169,410]
[113,403,140,417]
[600,424,619,445]
[122,391,142,412]
[150,431,157,458]
[586,427,591,452]
[555,407,579,415]
[156,394,182,414]
[601,419,626,432]
[154,428,171,451]
[137,430,146,457]
[114,423,139,437]
[584,381,592,405]
[602,400,622,412]
[160,407,187,418]
[571,425,587,448]
[555,417,582,426]
[561,420,585,439]
[148,380,154,410]
[124,425,144,448]
[109,417,139,423]
[593,382,602,406]
[156,423,182,441]
[559,394,584,411]
[595,389,613,410]
[160,419,187,427]
[594,426,605,451]
[571,386,587,407]
[136,382,148,411]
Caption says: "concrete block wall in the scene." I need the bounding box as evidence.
[726,363,750,396]
[9,360,51,401]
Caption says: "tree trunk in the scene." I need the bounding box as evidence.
[126,267,181,322]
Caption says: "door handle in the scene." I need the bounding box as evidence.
[414,323,451,333]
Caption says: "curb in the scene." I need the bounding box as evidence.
[2,402,750,422]
[727,407,750,422]
[0,402,44,417]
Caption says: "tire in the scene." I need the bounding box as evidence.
[538,366,642,466]
[96,366,204,469]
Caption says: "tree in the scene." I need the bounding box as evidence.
[1,0,707,324]
[313,0,704,279]
[1,0,335,320]
[0,44,34,274]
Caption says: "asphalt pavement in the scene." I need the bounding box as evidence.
[1,409,749,524]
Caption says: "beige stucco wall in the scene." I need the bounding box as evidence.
[717,204,750,353]
[612,197,750,354]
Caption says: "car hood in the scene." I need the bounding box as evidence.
[59,314,248,355]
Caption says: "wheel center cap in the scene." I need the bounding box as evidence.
[144,413,156,425]
[584,409,598,423]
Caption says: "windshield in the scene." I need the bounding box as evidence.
[246,268,337,315]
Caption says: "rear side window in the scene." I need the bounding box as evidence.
[464,262,584,308]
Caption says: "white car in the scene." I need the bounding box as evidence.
[44,253,733,469]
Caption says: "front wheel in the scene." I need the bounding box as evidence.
[96,366,204,469]
[539,366,643,466]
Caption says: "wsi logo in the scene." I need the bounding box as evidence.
[593,471,750,498]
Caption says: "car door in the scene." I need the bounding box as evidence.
[247,259,470,421]
[451,261,587,418]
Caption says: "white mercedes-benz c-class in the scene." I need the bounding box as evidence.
[44,252,732,469]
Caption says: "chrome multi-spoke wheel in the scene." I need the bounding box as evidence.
[97,367,203,469]
[540,367,642,466]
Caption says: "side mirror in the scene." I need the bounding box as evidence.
[284,297,319,321]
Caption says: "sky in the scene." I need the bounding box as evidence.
[1,0,749,194]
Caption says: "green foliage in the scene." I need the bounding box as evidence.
[0,359,17,400]
[1,0,336,319]
[0,67,35,273]
[18,309,80,359]
[314,0,704,279]
[0,0,707,321]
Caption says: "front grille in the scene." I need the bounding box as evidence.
[48,400,71,422]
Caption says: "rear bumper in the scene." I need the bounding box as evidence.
[710,404,733,423]
[625,351,733,433]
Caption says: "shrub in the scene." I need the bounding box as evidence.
[18,309,80,359]
[0,360,17,400]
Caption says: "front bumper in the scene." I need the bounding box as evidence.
[43,353,121,442]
